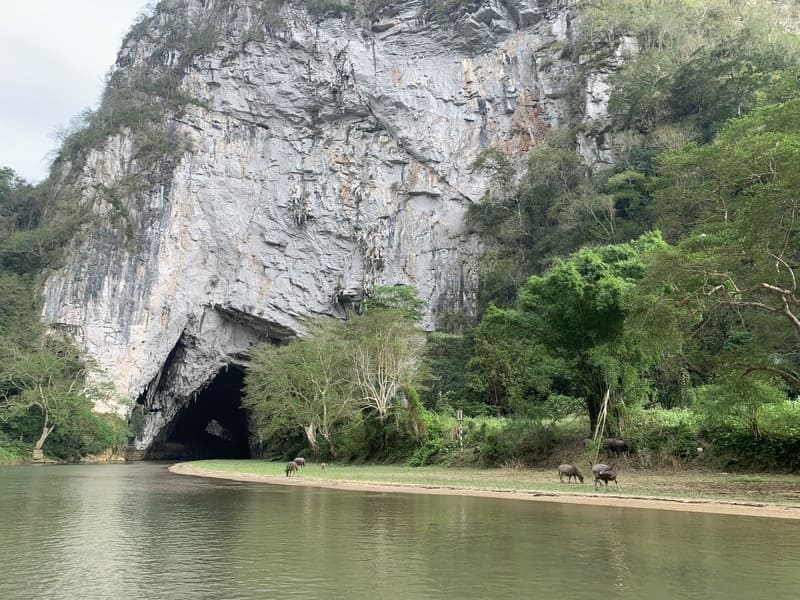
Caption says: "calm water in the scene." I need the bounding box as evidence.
[1,463,799,600]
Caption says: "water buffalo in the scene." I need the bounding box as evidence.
[592,463,620,490]
[285,461,298,476]
[558,464,584,483]
[293,457,306,468]
[603,438,633,454]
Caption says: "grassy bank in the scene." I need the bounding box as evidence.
[185,459,800,507]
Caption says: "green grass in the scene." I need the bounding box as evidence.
[186,459,800,506]
[0,446,24,464]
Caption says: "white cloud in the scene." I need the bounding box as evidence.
[0,0,149,182]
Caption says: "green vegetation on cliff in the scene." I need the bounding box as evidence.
[4,0,800,469]
[441,0,800,471]
[0,169,128,463]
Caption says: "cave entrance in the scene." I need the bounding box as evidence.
[150,366,251,460]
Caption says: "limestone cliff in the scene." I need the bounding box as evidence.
[41,0,606,452]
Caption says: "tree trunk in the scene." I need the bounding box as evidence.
[587,398,600,436]
[302,424,319,451]
[322,432,337,460]
[32,424,55,460]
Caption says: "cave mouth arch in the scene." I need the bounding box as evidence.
[148,366,252,460]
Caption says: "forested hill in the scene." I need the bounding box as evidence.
[2,0,800,469]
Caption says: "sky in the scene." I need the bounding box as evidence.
[0,0,150,183]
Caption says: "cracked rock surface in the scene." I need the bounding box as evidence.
[41,0,588,451]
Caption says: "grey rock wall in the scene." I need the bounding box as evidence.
[41,0,587,451]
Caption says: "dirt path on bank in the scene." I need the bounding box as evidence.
[168,463,800,520]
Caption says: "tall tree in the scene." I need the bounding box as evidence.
[512,232,666,433]
[345,296,426,423]
[645,97,800,390]
[0,337,90,458]
[243,320,355,457]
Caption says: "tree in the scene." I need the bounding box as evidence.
[465,305,567,418]
[465,310,518,416]
[361,284,426,321]
[692,371,788,440]
[0,168,39,233]
[420,332,470,411]
[658,98,800,327]
[243,320,355,458]
[0,337,91,458]
[345,303,426,423]
[608,50,678,134]
[467,141,616,312]
[669,26,800,140]
[643,97,800,392]
[595,0,800,147]
[512,232,667,433]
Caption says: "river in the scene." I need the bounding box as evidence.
[1,463,798,599]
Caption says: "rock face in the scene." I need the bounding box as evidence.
[41,0,590,452]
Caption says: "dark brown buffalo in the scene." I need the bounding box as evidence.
[603,438,633,454]
[558,464,584,483]
[592,463,620,490]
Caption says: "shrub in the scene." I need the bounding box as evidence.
[702,427,800,471]
[406,438,442,467]
[462,417,567,467]
[43,409,130,459]
[624,407,702,466]
[306,0,354,18]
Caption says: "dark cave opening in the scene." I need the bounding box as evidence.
[148,366,251,460]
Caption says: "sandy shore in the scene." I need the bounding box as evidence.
[168,463,800,520]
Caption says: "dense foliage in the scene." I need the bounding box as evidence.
[439,0,800,470]
[243,286,429,461]
[4,0,800,470]
[0,169,128,463]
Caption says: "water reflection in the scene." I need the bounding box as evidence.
[1,464,799,600]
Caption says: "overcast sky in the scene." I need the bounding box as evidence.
[0,0,150,183]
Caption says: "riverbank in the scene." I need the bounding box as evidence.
[169,460,800,520]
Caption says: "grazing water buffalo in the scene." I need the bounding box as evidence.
[293,457,306,468]
[558,464,584,483]
[592,463,620,490]
[285,461,299,477]
[603,438,633,454]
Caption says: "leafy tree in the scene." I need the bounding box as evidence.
[0,168,40,233]
[511,232,667,433]
[594,0,800,148]
[0,337,93,458]
[655,97,800,300]
[346,294,427,423]
[361,284,426,321]
[692,372,788,440]
[0,273,39,347]
[642,97,800,394]
[577,0,738,57]
[0,169,82,275]
[669,26,800,140]
[607,50,678,134]
[244,287,427,457]
[420,332,470,411]
[467,141,625,312]
[464,309,519,417]
[465,306,567,418]
[243,320,355,458]
[0,167,140,460]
